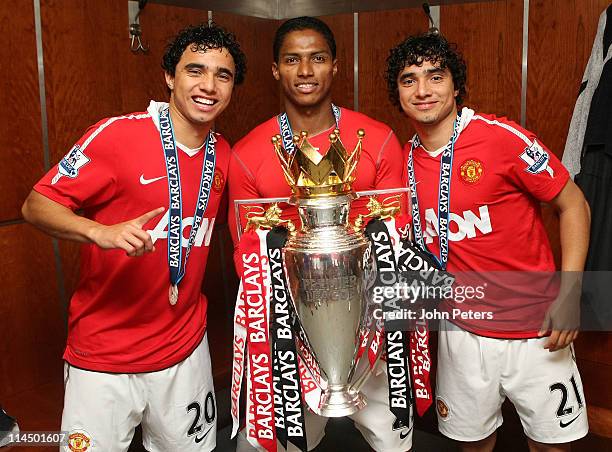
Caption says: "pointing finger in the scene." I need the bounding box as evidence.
[134,207,165,227]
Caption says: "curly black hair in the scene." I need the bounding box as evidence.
[385,33,467,109]
[273,16,336,63]
[162,22,247,85]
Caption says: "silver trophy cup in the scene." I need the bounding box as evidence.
[283,193,376,416]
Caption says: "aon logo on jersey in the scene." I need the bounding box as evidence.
[424,205,492,244]
[148,213,215,247]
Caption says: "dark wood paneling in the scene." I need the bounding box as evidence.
[441,0,523,120]
[358,8,429,145]
[527,0,611,159]
[586,405,612,440]
[0,1,44,222]
[576,332,612,436]
[577,354,612,439]
[575,332,612,364]
[213,12,280,145]
[42,1,209,163]
[42,0,125,164]
[320,14,354,110]
[0,225,64,401]
[577,357,612,409]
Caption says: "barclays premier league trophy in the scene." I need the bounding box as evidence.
[232,126,407,444]
[268,128,388,417]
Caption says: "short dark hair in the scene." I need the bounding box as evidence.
[273,16,336,63]
[162,22,247,85]
[385,33,467,109]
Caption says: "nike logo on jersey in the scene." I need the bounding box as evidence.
[139,174,167,185]
[559,412,582,428]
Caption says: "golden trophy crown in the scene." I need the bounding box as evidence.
[272,128,365,197]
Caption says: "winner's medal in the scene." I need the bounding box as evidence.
[169,284,179,305]
[157,107,217,306]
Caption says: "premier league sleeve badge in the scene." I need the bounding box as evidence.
[51,145,91,185]
[520,140,554,178]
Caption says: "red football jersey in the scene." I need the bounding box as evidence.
[228,107,405,266]
[34,101,230,372]
[408,109,569,338]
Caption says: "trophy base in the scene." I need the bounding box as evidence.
[318,388,367,417]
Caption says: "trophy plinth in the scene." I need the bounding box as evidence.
[319,386,367,417]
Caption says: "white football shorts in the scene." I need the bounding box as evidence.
[61,334,216,452]
[436,321,588,444]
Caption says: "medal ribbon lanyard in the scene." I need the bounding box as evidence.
[158,107,217,300]
[408,116,460,270]
[276,104,341,154]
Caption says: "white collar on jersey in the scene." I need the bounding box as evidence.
[147,100,205,157]
[420,106,475,157]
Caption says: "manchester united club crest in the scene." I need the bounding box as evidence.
[213,169,225,193]
[436,398,451,420]
[67,430,91,451]
[459,158,484,184]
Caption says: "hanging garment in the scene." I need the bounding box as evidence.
[563,5,612,179]
[563,5,612,330]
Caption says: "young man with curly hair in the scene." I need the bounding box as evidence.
[385,33,590,452]
[22,23,246,452]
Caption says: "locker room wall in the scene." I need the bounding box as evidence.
[358,8,430,144]
[2,0,611,447]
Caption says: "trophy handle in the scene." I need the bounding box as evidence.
[233,196,292,241]
[353,195,402,232]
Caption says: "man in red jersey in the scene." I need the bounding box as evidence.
[385,33,591,451]
[21,23,246,452]
[229,16,412,452]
